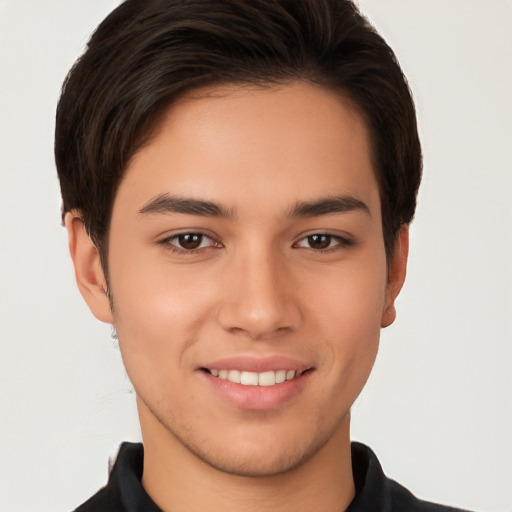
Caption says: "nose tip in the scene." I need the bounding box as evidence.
[217,256,302,340]
[223,306,295,340]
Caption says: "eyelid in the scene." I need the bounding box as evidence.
[158,230,223,254]
[156,229,354,254]
[293,232,354,251]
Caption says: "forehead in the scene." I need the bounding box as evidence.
[117,81,380,219]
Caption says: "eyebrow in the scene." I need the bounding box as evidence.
[139,194,234,217]
[289,195,371,217]
[138,193,370,219]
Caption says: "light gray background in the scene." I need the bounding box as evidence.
[0,1,511,511]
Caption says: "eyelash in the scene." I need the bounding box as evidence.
[159,232,353,255]
[293,233,354,252]
[159,232,220,255]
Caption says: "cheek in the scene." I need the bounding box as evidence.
[312,258,387,333]
[310,257,387,380]
[108,254,219,368]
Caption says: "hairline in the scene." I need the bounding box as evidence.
[93,78,398,290]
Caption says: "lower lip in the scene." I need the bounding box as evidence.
[201,370,312,410]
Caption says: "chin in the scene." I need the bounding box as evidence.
[184,437,317,478]
[167,412,341,478]
[138,386,351,478]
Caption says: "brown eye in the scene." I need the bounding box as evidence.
[295,233,351,251]
[306,234,332,249]
[176,233,205,249]
[162,232,221,254]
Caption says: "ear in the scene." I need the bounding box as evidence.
[65,211,114,324]
[381,226,409,328]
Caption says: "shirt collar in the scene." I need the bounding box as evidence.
[107,441,390,512]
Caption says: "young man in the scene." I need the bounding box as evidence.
[55,1,470,510]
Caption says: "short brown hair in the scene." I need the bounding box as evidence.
[55,0,422,261]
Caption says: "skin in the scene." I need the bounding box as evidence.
[66,82,408,512]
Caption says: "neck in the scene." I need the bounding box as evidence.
[138,398,355,512]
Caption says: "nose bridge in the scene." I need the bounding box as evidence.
[218,242,301,338]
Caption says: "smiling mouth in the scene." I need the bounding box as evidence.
[203,368,310,386]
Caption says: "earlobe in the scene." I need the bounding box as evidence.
[381,226,409,328]
[64,211,114,324]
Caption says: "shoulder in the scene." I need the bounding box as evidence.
[72,442,161,512]
[386,477,471,512]
[348,442,474,512]
[74,487,113,512]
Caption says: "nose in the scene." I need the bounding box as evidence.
[217,247,302,340]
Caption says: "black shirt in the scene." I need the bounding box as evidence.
[74,442,471,512]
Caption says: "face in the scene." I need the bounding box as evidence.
[70,82,406,477]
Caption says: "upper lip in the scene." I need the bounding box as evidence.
[199,355,312,373]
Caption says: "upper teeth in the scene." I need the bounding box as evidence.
[209,369,299,386]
